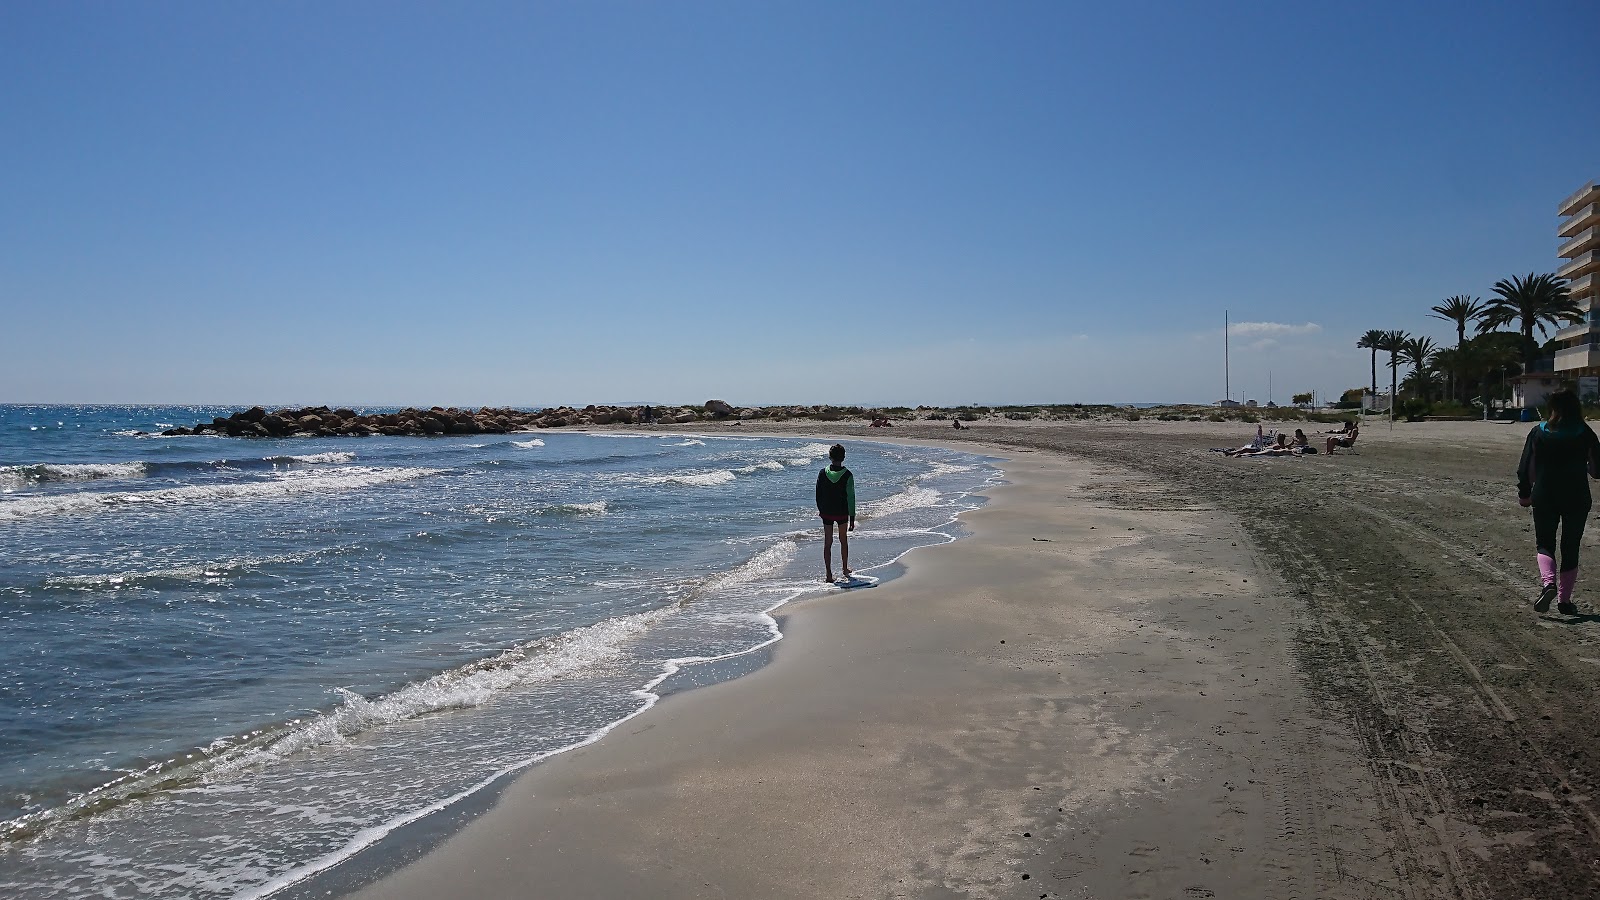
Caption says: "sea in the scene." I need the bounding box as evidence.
[0,405,998,899]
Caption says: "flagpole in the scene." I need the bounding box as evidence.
[1224,310,1230,404]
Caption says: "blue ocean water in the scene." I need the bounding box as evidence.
[0,405,997,898]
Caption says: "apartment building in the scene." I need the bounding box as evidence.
[1554,180,1600,375]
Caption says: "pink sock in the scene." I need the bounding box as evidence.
[1539,554,1557,586]
[1560,567,1578,601]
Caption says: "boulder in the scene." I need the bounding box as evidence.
[704,399,736,417]
[238,406,268,423]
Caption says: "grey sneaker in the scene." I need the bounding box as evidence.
[1535,584,1558,613]
[1559,601,1579,616]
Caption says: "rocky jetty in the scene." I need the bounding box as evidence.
[159,401,768,438]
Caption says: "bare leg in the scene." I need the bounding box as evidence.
[840,525,851,578]
[822,519,835,582]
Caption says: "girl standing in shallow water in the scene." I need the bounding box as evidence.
[1517,389,1600,615]
[815,443,856,582]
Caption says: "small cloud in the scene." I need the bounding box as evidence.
[1227,321,1321,338]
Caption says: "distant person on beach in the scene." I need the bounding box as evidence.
[952,419,966,430]
[1325,423,1360,454]
[815,444,857,582]
[1517,389,1600,615]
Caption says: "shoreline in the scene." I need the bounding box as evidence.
[237,434,1002,900]
[328,433,1390,899]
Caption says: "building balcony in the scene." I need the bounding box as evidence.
[1560,181,1600,218]
[1561,203,1600,238]
[1571,271,1597,299]
[1561,225,1600,260]
[1554,346,1600,372]
[1554,319,1596,342]
[1559,249,1599,281]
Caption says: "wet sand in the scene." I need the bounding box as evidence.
[343,429,1411,899]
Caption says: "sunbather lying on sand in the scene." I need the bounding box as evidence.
[1227,434,1302,457]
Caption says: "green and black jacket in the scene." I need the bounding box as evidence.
[815,465,856,519]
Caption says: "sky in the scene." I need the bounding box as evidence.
[3,1,1597,407]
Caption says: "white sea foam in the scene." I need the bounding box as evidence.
[920,461,977,480]
[734,460,786,475]
[0,466,439,521]
[264,452,356,465]
[668,439,705,447]
[511,439,545,448]
[632,470,738,487]
[540,500,608,516]
[861,485,942,518]
[695,541,797,596]
[42,551,320,592]
[0,462,147,491]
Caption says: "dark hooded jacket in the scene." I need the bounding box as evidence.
[1518,420,1600,508]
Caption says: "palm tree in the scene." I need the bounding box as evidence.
[1430,295,1485,348]
[1357,329,1386,409]
[1431,346,1467,405]
[1376,330,1410,418]
[1402,336,1437,400]
[1476,272,1580,365]
[1430,295,1483,401]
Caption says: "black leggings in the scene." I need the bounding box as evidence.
[1534,504,1591,572]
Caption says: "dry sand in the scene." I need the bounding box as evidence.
[339,417,1600,899]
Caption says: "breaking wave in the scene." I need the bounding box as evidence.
[0,462,147,491]
[631,470,738,487]
[0,467,439,521]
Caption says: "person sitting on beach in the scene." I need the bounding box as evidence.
[1323,420,1355,434]
[815,443,857,582]
[1291,428,1309,447]
[952,419,966,430]
[1326,423,1360,454]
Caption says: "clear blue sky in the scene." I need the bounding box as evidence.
[4,1,1597,406]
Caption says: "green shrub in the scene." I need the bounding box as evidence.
[1428,401,1475,418]
[1207,412,1225,422]
[1398,398,1430,422]
[1125,411,1142,421]
[1240,413,1260,423]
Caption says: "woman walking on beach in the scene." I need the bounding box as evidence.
[815,443,856,582]
[1517,389,1600,615]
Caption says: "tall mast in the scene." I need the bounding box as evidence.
[1224,310,1230,403]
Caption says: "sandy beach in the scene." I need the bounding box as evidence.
[321,416,1592,900]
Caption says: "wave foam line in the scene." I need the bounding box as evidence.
[40,550,324,592]
[0,466,439,521]
[632,470,737,487]
[538,500,608,516]
[263,452,356,465]
[511,439,545,448]
[0,462,147,491]
[860,485,942,519]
